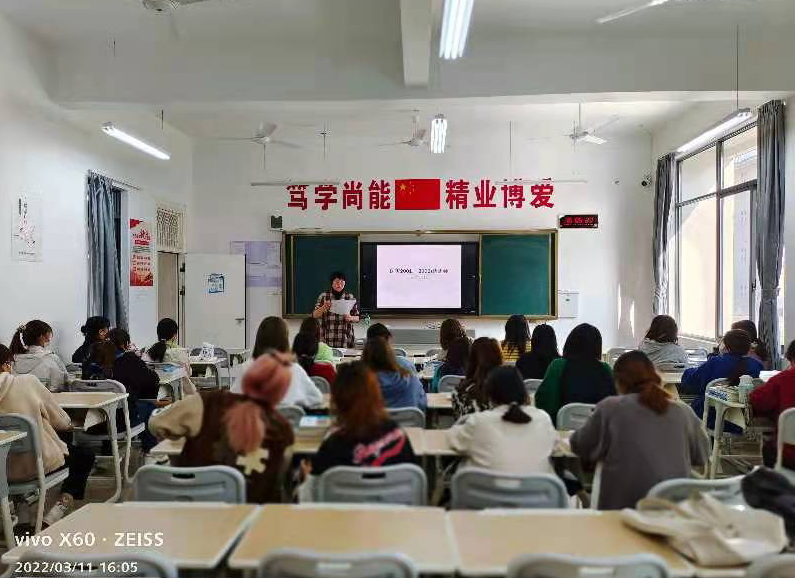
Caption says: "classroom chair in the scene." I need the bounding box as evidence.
[0,414,70,534]
[605,348,633,366]
[13,550,178,578]
[393,348,408,358]
[65,363,82,374]
[746,554,795,578]
[190,346,231,387]
[258,549,417,578]
[70,379,143,484]
[425,348,443,358]
[524,379,542,396]
[387,407,425,428]
[701,378,753,478]
[0,436,16,548]
[311,376,331,394]
[776,408,795,470]
[450,468,568,510]
[646,475,745,504]
[132,464,246,503]
[277,405,306,430]
[685,348,709,363]
[438,375,464,394]
[556,403,596,431]
[317,464,428,506]
[507,553,671,578]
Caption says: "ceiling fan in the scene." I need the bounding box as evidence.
[379,114,427,149]
[135,0,226,40]
[567,104,619,146]
[597,0,758,24]
[218,122,302,170]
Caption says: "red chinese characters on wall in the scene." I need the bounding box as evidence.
[284,179,554,211]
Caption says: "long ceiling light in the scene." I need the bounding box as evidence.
[102,123,170,160]
[439,0,474,60]
[675,108,754,155]
[430,115,448,154]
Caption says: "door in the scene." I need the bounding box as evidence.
[157,252,179,325]
[184,254,246,349]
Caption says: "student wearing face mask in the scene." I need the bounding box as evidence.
[11,320,69,392]
[72,316,110,363]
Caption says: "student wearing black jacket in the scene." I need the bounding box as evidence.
[71,316,110,363]
[517,324,561,380]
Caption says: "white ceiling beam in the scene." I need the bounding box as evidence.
[400,0,433,87]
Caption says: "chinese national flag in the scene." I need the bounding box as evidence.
[394,179,440,210]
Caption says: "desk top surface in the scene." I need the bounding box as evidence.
[54,392,128,408]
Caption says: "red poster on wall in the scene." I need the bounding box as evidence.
[130,219,153,287]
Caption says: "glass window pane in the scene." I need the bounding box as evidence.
[721,191,752,333]
[680,198,717,338]
[722,127,757,188]
[680,146,717,203]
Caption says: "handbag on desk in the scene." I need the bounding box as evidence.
[620,493,788,567]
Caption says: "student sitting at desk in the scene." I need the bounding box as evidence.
[231,317,323,409]
[83,330,160,455]
[680,328,762,429]
[151,351,294,503]
[71,315,109,364]
[517,324,560,380]
[298,361,418,502]
[146,317,197,396]
[434,318,468,362]
[452,337,503,420]
[535,323,615,427]
[749,340,795,468]
[571,351,709,510]
[431,336,470,393]
[293,331,337,386]
[0,344,95,527]
[501,315,530,363]
[299,317,335,363]
[11,320,69,392]
[732,320,770,369]
[363,337,426,411]
[448,366,557,474]
[366,323,417,374]
[637,315,688,367]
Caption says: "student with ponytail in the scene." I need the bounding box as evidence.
[71,316,109,363]
[11,320,68,391]
[448,365,557,474]
[150,351,295,503]
[292,332,336,386]
[571,351,709,510]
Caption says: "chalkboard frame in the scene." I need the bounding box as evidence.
[282,230,558,320]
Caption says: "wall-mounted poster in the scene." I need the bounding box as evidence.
[11,192,43,261]
[207,273,225,294]
[130,219,153,287]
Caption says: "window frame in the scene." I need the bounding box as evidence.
[674,122,758,341]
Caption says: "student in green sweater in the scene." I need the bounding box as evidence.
[535,323,616,426]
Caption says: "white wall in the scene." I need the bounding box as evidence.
[189,123,655,350]
[0,14,193,358]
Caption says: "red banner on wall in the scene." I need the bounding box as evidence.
[130,219,153,287]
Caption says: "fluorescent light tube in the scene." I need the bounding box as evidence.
[430,115,447,154]
[102,123,170,160]
[676,108,754,154]
[439,0,474,59]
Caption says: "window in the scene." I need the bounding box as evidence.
[674,125,758,340]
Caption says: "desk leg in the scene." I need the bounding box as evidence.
[121,399,134,485]
[103,404,123,502]
[709,404,727,480]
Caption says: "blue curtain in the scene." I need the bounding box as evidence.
[652,153,676,314]
[86,173,127,329]
[756,100,786,367]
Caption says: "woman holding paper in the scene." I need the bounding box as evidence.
[313,271,359,349]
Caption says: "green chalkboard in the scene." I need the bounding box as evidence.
[481,233,556,317]
[288,235,359,315]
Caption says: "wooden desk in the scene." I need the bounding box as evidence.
[54,392,128,501]
[228,504,456,573]
[189,357,227,388]
[449,510,694,577]
[316,394,450,412]
[660,372,683,386]
[150,438,185,457]
[2,502,258,570]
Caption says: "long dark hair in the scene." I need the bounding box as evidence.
[487,366,532,424]
[645,315,679,344]
[87,341,116,379]
[300,317,322,343]
[10,320,52,355]
[732,320,769,364]
[108,328,131,352]
[563,323,603,360]
[786,340,795,364]
[148,318,179,362]
[503,315,530,355]
[80,316,110,343]
[253,317,290,358]
[440,319,467,350]
[362,337,409,377]
[0,345,12,368]
[530,324,560,361]
[723,329,752,387]
[613,351,669,414]
[465,337,503,408]
[292,331,319,374]
[332,361,389,439]
[446,337,471,371]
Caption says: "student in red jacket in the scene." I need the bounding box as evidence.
[749,340,795,468]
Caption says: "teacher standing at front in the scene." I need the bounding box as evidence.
[313,271,360,349]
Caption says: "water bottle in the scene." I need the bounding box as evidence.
[363,313,371,329]
[738,375,754,404]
